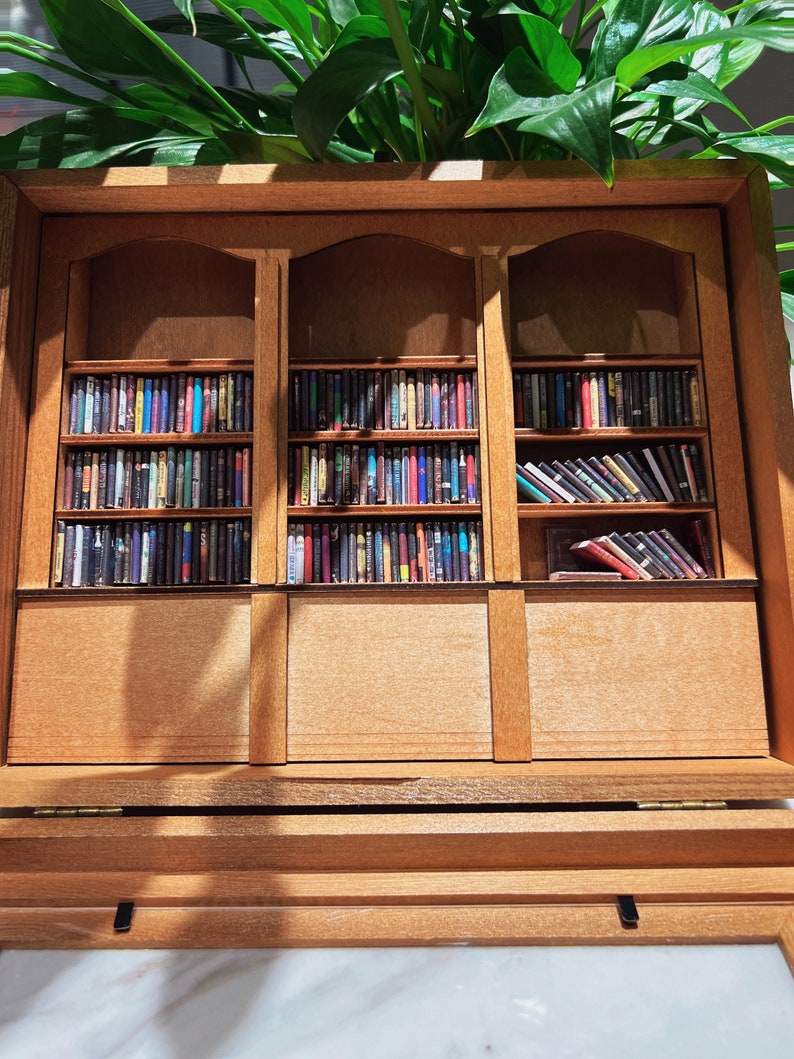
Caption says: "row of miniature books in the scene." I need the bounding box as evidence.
[516,443,708,505]
[54,518,252,588]
[288,367,479,432]
[546,521,715,581]
[286,520,484,585]
[67,372,254,436]
[513,368,702,429]
[288,442,481,508]
[62,446,252,512]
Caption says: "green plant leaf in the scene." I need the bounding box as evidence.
[293,36,403,159]
[332,14,391,46]
[617,23,794,89]
[0,70,106,110]
[628,69,750,126]
[499,12,581,91]
[171,1,197,34]
[694,132,794,185]
[39,0,206,88]
[229,1,315,49]
[0,108,231,169]
[780,268,794,324]
[148,14,302,63]
[468,47,578,135]
[516,76,618,184]
[590,0,694,81]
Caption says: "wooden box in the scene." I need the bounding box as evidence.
[1,161,793,961]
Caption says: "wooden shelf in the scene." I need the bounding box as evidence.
[61,432,253,447]
[55,507,252,521]
[290,357,477,371]
[65,359,254,375]
[514,427,707,440]
[287,505,482,518]
[511,357,703,370]
[517,502,713,517]
[288,430,478,442]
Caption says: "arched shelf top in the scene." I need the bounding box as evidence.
[75,237,256,364]
[508,229,699,360]
[289,233,478,364]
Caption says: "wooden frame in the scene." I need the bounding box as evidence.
[1,160,792,953]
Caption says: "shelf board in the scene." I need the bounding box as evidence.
[516,502,713,517]
[65,359,254,375]
[289,357,477,371]
[24,584,252,598]
[54,507,252,521]
[287,504,482,519]
[289,429,478,442]
[510,357,703,370]
[514,427,707,440]
[60,432,253,447]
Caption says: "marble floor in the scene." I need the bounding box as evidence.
[1,945,793,1058]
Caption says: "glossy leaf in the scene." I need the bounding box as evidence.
[293,37,403,159]
[229,1,315,49]
[694,132,794,185]
[780,268,794,325]
[516,77,618,184]
[148,14,302,63]
[0,70,106,110]
[589,0,694,81]
[469,48,579,135]
[617,23,794,89]
[0,108,231,169]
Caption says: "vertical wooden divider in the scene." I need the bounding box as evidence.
[488,589,532,761]
[249,592,288,763]
[0,181,40,765]
[17,229,70,589]
[480,254,521,582]
[252,251,282,585]
[250,250,289,763]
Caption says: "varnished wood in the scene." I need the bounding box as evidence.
[0,179,40,765]
[8,595,250,762]
[286,593,493,760]
[488,590,532,761]
[527,597,769,757]
[1,161,794,951]
[3,866,794,906]
[481,254,520,580]
[0,902,791,950]
[84,239,255,362]
[249,591,287,763]
[779,910,794,975]
[2,757,792,807]
[3,160,758,215]
[723,169,794,763]
[288,234,477,362]
[2,809,793,872]
[509,231,688,359]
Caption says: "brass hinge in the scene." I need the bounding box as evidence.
[637,800,727,810]
[33,806,123,817]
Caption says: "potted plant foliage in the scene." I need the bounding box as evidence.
[2,0,792,314]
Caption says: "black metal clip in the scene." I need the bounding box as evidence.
[617,894,639,928]
[113,901,135,933]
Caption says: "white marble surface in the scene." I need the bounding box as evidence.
[1,945,793,1058]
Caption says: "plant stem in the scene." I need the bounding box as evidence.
[205,2,306,87]
[5,42,143,108]
[378,0,444,159]
[100,0,261,133]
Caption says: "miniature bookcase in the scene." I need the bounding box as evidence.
[3,164,791,787]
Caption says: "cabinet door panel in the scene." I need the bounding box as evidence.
[526,598,769,758]
[287,595,493,761]
[9,596,250,763]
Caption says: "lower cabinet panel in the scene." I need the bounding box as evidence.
[286,594,493,760]
[526,598,770,758]
[8,596,251,763]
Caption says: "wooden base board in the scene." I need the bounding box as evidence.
[2,757,794,806]
[1,902,792,955]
